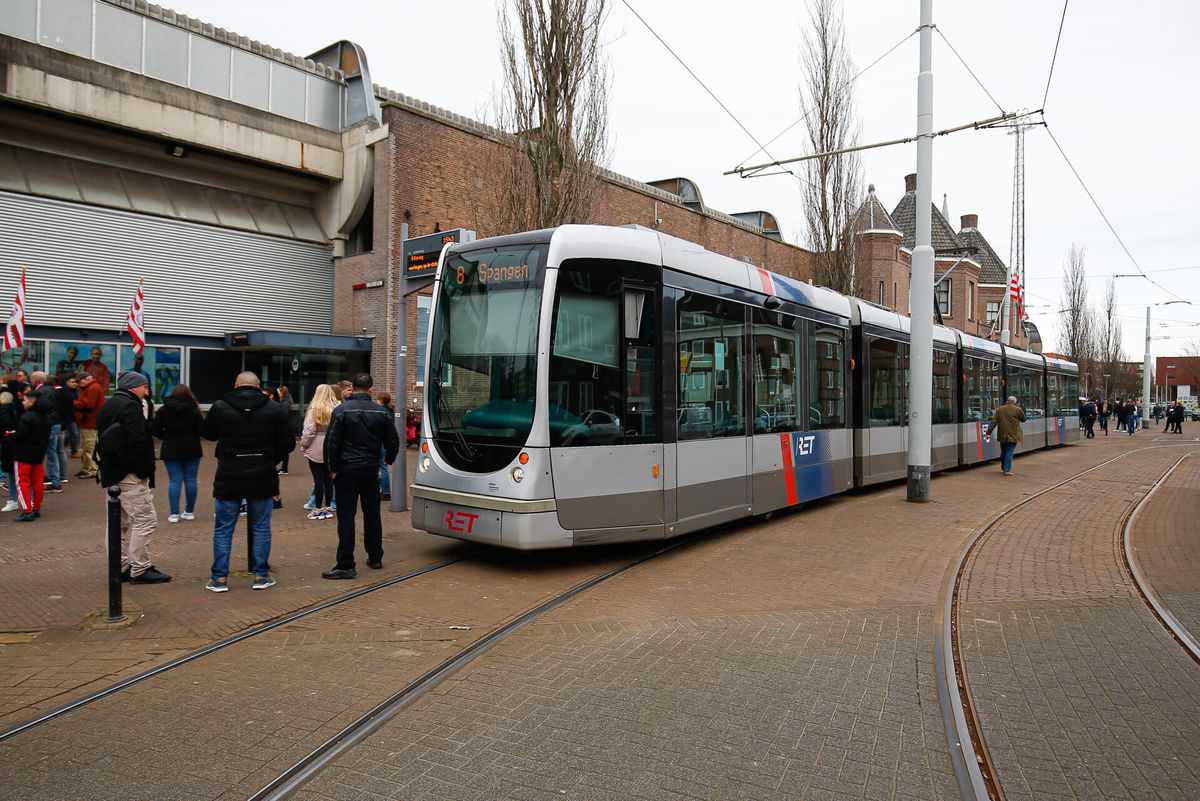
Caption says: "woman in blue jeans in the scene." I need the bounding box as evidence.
[152,384,203,522]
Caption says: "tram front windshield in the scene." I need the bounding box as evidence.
[427,244,548,472]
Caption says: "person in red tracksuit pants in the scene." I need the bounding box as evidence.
[10,387,53,522]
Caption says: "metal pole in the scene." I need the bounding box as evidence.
[106,486,125,623]
[247,502,254,572]
[907,0,935,503]
[392,222,409,512]
[1142,306,1152,428]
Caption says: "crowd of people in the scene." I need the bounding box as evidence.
[1077,397,1190,438]
[1,368,400,592]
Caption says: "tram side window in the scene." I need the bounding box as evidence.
[868,337,903,426]
[963,356,1000,422]
[549,270,625,446]
[1008,366,1037,417]
[1062,376,1080,418]
[751,311,798,433]
[932,349,954,424]
[1047,374,1064,416]
[678,293,745,439]
[808,323,846,429]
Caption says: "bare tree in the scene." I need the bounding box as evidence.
[486,0,610,234]
[800,0,862,295]
[1059,244,1093,362]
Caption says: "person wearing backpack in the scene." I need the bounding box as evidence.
[96,372,169,584]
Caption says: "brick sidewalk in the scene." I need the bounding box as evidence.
[1129,452,1200,636]
[0,445,466,724]
[3,436,1197,800]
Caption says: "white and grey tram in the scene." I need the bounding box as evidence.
[410,225,1080,549]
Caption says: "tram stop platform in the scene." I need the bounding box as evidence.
[1,431,1198,801]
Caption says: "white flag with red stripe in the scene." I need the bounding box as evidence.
[127,277,145,355]
[3,267,26,351]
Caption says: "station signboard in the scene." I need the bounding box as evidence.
[402,229,473,279]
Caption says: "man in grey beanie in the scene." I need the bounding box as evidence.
[96,370,169,583]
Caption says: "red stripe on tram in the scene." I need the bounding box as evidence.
[780,433,798,506]
[976,422,984,460]
[757,267,775,297]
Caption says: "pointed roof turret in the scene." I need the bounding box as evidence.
[849,183,901,234]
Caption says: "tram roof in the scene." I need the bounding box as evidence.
[1004,346,1045,368]
[548,225,853,320]
[1043,355,1079,375]
[849,299,958,347]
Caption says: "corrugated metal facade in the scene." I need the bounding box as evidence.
[0,191,333,338]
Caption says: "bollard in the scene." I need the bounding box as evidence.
[105,486,126,623]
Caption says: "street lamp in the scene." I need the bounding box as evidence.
[1103,373,1110,398]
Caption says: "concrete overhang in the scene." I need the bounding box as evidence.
[0,34,344,180]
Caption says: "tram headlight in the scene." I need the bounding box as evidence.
[419,455,431,473]
[510,466,524,483]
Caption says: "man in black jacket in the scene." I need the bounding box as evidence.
[96,372,169,583]
[202,371,295,592]
[322,373,399,579]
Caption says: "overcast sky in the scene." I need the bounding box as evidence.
[163,0,1200,359]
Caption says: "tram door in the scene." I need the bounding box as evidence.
[548,269,664,539]
[672,292,750,527]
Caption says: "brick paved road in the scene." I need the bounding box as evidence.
[960,444,1200,801]
[4,437,1195,801]
[287,439,1183,801]
[1129,452,1200,637]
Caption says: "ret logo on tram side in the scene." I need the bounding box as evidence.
[795,434,817,457]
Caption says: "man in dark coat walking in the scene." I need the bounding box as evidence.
[322,373,399,579]
[96,372,169,582]
[202,372,295,592]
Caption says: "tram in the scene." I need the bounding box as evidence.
[410,225,1079,549]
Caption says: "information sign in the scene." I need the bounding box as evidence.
[402,229,473,279]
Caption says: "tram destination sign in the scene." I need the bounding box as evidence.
[402,229,474,279]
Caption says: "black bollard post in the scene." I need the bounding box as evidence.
[106,486,126,623]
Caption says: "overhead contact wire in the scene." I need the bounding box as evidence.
[1044,123,1189,304]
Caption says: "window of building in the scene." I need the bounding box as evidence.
[878,281,885,305]
[936,279,951,317]
[1,340,46,377]
[968,282,976,320]
[986,300,1000,324]
[678,293,745,439]
[808,322,846,429]
[751,311,798,433]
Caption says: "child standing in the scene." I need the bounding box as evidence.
[12,387,52,522]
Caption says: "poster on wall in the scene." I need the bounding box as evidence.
[1,341,45,377]
[119,345,181,403]
[50,342,117,392]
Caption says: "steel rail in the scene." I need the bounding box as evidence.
[934,444,1196,801]
[247,533,701,801]
[0,554,475,743]
[1121,451,1200,662]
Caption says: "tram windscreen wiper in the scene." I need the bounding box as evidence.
[432,378,477,461]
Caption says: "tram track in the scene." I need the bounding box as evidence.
[245,531,703,801]
[934,443,1200,801]
[0,552,477,744]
